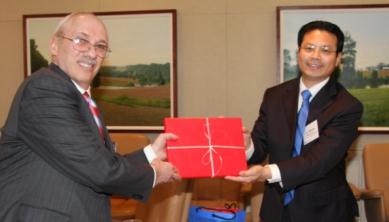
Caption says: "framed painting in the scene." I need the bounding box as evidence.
[23,10,177,131]
[277,4,389,132]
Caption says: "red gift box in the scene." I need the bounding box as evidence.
[164,117,247,178]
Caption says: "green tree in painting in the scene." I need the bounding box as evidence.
[370,69,379,88]
[283,49,298,81]
[30,39,48,73]
[339,32,358,88]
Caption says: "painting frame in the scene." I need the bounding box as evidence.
[277,4,389,132]
[23,9,177,132]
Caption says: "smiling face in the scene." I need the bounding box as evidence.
[50,14,108,90]
[297,29,342,88]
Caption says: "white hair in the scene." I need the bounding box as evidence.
[53,12,97,36]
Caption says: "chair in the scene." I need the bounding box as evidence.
[348,182,362,201]
[136,180,190,222]
[110,133,150,154]
[110,133,191,222]
[247,181,265,222]
[360,144,389,222]
[109,133,150,221]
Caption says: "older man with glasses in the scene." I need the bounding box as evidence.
[0,12,180,222]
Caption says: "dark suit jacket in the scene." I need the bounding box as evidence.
[249,77,363,222]
[0,64,154,222]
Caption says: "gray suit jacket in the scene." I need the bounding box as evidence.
[0,64,154,222]
[249,77,363,222]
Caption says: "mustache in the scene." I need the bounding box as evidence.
[77,57,97,66]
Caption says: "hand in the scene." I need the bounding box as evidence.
[151,159,181,185]
[151,133,178,160]
[242,127,252,149]
[225,165,271,183]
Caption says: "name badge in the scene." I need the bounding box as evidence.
[304,120,319,145]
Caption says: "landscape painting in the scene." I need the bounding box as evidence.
[23,10,177,131]
[277,5,389,131]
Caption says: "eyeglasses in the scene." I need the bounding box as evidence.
[58,35,111,58]
[300,44,337,56]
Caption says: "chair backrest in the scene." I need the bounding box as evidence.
[108,133,150,221]
[109,133,190,222]
[363,144,389,211]
[109,133,150,154]
[136,180,190,222]
[249,182,265,222]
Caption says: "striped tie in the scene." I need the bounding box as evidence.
[83,92,104,140]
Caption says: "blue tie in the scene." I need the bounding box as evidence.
[284,89,312,206]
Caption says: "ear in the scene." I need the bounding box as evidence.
[49,36,58,56]
[335,52,342,66]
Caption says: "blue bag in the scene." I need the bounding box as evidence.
[188,205,246,222]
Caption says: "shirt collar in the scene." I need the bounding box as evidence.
[72,80,91,96]
[299,77,329,101]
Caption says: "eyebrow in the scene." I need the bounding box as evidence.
[304,43,336,49]
[74,32,108,45]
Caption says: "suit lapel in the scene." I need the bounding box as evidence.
[98,112,115,151]
[49,63,113,151]
[281,79,300,146]
[80,93,114,151]
[80,95,105,142]
[307,78,338,123]
[280,78,338,153]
